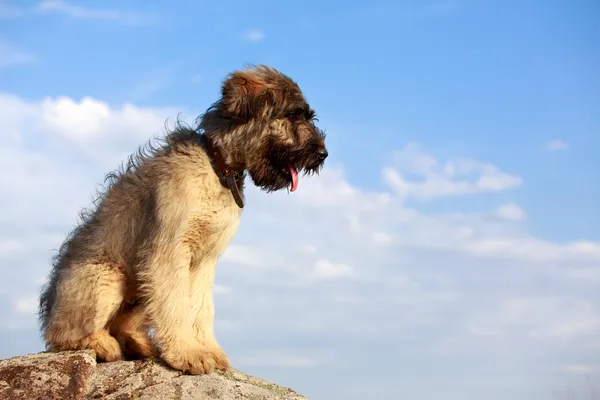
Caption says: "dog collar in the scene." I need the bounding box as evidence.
[199,134,245,209]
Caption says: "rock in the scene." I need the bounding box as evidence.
[0,351,308,400]
[0,351,96,400]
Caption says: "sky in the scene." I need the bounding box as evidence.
[0,0,599,399]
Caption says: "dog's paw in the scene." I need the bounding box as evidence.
[125,332,154,359]
[197,338,230,371]
[211,347,231,371]
[162,341,216,375]
[83,331,124,362]
[101,340,125,362]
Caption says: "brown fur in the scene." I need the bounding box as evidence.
[38,65,328,375]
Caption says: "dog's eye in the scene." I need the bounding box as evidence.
[286,109,305,122]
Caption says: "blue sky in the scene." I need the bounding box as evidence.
[0,1,599,399]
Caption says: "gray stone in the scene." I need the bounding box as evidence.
[0,351,308,400]
[0,350,96,400]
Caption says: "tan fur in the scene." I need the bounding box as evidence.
[135,148,240,374]
[110,304,153,359]
[38,65,328,375]
[43,263,126,358]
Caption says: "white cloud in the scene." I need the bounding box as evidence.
[243,29,266,42]
[383,143,522,199]
[462,237,600,263]
[495,202,526,221]
[220,244,268,267]
[0,40,35,68]
[34,1,151,24]
[563,364,596,374]
[214,284,232,294]
[466,297,600,339]
[545,139,569,152]
[558,266,600,283]
[0,94,39,142]
[39,95,180,167]
[372,232,393,246]
[15,296,38,314]
[41,96,113,139]
[301,244,318,254]
[35,1,120,19]
[311,259,353,279]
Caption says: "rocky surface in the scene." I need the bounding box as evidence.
[0,350,308,400]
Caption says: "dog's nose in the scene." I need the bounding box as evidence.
[317,148,328,160]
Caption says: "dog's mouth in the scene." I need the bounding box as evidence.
[279,156,326,193]
[283,161,299,192]
[262,143,326,193]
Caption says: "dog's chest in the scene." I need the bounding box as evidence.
[183,195,241,262]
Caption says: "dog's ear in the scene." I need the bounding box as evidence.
[221,70,273,120]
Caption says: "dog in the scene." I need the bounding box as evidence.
[38,65,328,375]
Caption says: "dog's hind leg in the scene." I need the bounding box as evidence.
[43,263,126,362]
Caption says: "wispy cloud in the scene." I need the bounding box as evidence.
[243,29,266,42]
[15,296,38,314]
[34,1,152,24]
[213,284,232,294]
[311,259,354,279]
[221,244,268,267]
[382,142,522,199]
[466,297,600,339]
[495,202,526,221]
[563,364,596,374]
[545,139,570,152]
[0,40,35,68]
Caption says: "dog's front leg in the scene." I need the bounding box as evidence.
[190,256,231,371]
[137,219,217,375]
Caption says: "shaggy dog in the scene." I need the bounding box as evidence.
[38,65,328,375]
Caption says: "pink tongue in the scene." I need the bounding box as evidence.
[288,163,299,192]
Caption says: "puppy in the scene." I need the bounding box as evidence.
[38,65,328,375]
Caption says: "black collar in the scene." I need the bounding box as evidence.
[198,134,245,209]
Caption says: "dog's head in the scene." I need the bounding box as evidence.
[215,65,328,193]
